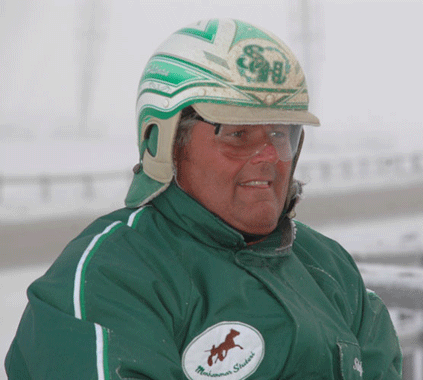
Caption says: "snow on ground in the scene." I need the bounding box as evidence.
[319,213,423,259]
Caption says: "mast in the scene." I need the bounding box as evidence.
[75,0,107,137]
[288,0,324,150]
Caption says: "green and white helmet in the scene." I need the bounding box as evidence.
[125,18,320,208]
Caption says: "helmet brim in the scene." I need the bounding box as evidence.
[192,103,320,127]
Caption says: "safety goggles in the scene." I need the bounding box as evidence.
[197,117,303,162]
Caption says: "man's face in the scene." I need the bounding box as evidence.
[174,120,293,235]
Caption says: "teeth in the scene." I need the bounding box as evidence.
[241,181,269,186]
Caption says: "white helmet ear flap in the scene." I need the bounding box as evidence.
[142,112,181,183]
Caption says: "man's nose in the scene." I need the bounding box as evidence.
[249,143,279,164]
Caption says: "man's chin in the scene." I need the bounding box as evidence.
[234,213,280,236]
[218,202,284,235]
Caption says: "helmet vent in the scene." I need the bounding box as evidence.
[144,124,159,157]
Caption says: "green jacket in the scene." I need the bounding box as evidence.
[5,183,402,379]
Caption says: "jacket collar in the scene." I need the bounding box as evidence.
[151,182,295,256]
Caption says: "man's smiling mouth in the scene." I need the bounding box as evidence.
[239,180,271,187]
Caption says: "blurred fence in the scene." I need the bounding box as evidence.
[296,151,423,191]
[0,171,132,204]
[1,151,422,204]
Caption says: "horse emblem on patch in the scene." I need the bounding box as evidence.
[182,322,265,380]
[206,329,243,366]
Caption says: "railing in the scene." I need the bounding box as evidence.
[296,151,423,193]
[1,151,422,205]
[0,171,132,204]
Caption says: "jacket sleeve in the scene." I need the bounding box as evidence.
[5,226,192,380]
[353,274,403,379]
[5,293,109,379]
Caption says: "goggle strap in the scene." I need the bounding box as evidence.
[195,114,222,135]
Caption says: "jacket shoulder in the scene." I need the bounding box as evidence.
[293,220,357,268]
[29,205,192,318]
[292,220,363,327]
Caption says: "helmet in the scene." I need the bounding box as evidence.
[125,18,320,208]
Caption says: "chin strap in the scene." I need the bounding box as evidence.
[283,129,305,219]
[285,180,303,219]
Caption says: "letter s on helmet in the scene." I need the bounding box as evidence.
[125,18,320,208]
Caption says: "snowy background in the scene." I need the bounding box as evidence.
[1,0,423,378]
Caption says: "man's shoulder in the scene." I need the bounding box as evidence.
[292,220,363,324]
[292,220,360,280]
[68,205,168,247]
[54,206,162,271]
[293,220,348,255]
[77,206,154,238]
[41,204,189,297]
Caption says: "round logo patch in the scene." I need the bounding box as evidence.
[182,321,265,380]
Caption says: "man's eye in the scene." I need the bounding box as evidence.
[231,130,245,138]
[226,129,247,138]
[270,131,287,139]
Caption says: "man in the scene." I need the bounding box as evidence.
[6,19,402,379]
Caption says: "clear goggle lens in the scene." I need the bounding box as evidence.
[214,124,303,162]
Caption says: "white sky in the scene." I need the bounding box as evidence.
[1,0,422,142]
